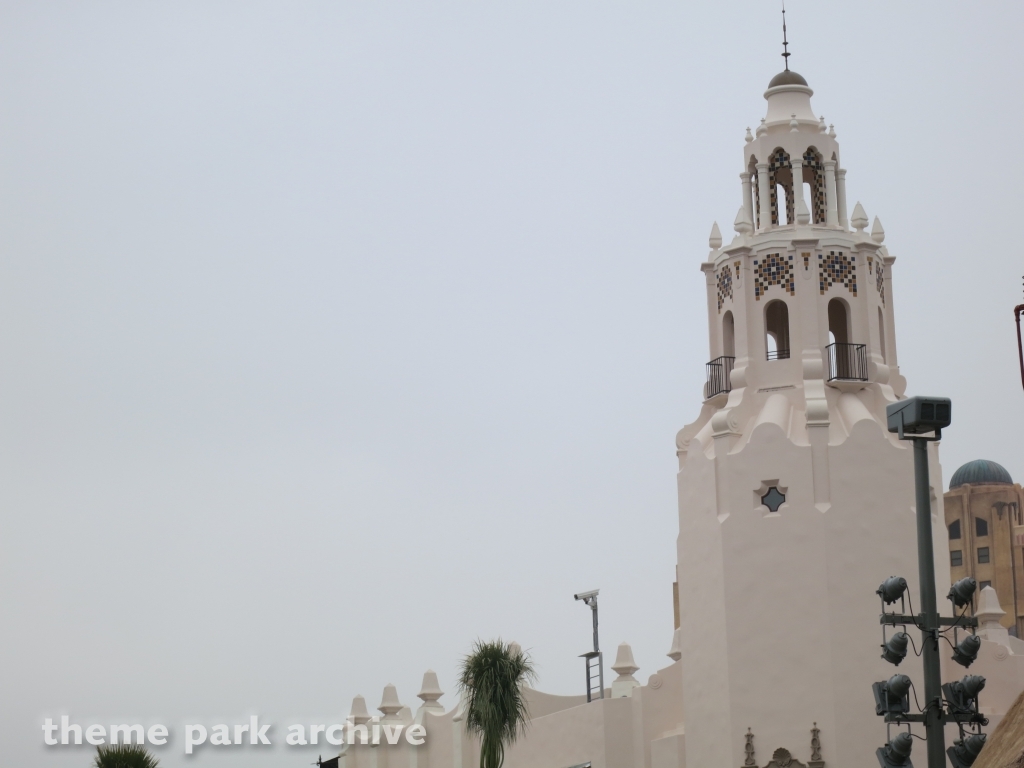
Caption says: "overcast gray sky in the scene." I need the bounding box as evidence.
[2,2,1022,766]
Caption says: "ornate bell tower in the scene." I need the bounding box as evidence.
[673,62,948,768]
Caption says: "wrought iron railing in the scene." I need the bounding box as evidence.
[766,348,790,361]
[705,356,735,399]
[826,342,868,381]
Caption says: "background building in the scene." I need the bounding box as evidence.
[945,459,1024,635]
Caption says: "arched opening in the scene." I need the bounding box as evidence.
[802,148,826,224]
[723,311,735,357]
[764,300,790,360]
[768,148,794,227]
[749,157,760,230]
[828,298,850,344]
[776,184,790,224]
[878,307,887,363]
[826,297,866,380]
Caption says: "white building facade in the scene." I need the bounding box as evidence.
[325,66,1024,768]
[675,65,947,768]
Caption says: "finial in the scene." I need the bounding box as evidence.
[610,642,641,697]
[796,195,810,226]
[819,116,827,133]
[789,114,799,132]
[871,216,885,243]
[851,202,868,232]
[379,683,404,722]
[745,127,754,144]
[781,2,791,71]
[709,222,723,249]
[350,694,372,725]
[667,627,682,661]
[417,670,445,712]
[756,118,767,137]
[734,206,753,237]
[828,124,836,139]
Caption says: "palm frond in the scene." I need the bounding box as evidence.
[457,638,536,768]
[93,743,160,768]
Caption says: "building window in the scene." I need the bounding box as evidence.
[951,550,963,567]
[976,517,989,537]
[761,486,786,513]
[978,547,990,564]
[981,581,992,590]
[949,520,961,540]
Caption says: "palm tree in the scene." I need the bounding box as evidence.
[93,743,160,768]
[458,639,536,768]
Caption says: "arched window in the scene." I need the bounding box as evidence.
[802,148,827,224]
[828,298,850,344]
[976,516,989,538]
[949,519,961,540]
[765,300,790,360]
[878,307,887,363]
[749,157,760,230]
[768,149,794,226]
[723,311,735,357]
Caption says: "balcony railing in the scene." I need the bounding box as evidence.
[827,342,868,381]
[766,348,790,361]
[705,356,735,399]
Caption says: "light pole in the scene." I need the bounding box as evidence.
[878,397,987,768]
[574,589,604,702]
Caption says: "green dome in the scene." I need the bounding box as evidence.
[949,459,1013,490]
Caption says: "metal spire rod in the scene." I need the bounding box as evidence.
[782,2,791,70]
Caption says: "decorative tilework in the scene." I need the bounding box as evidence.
[753,253,795,300]
[717,265,734,312]
[818,250,857,296]
[768,149,794,226]
[876,260,885,304]
[802,148,826,225]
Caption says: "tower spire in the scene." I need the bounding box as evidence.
[781,2,791,70]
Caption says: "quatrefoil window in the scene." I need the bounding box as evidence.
[761,486,786,513]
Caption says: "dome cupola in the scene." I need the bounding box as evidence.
[949,459,1014,489]
[768,69,808,88]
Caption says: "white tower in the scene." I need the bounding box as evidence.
[674,66,948,768]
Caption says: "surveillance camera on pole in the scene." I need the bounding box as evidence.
[574,589,603,702]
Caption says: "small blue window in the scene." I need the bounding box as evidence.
[761,487,786,513]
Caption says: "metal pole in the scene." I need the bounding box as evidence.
[591,601,599,653]
[914,437,945,768]
[1014,304,1024,392]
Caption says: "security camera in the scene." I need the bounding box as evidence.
[574,590,599,601]
[886,397,951,438]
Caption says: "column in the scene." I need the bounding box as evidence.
[740,172,754,232]
[836,168,849,230]
[824,160,839,227]
[756,163,771,231]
